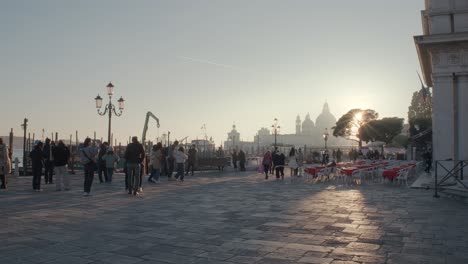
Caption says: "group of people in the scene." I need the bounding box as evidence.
[17,136,197,197]
[261,147,304,180]
[231,149,247,171]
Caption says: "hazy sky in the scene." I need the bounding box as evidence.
[0,0,425,145]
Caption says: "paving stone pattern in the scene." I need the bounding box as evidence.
[1,171,468,264]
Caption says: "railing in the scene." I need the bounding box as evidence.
[434,160,468,198]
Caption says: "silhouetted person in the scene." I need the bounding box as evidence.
[124,136,145,195]
[43,138,54,184]
[273,150,285,180]
[232,150,238,170]
[30,141,44,191]
[0,138,11,189]
[79,138,98,196]
[186,145,197,176]
[238,149,246,171]
[52,140,70,191]
[97,142,109,183]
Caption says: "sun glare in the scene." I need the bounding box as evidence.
[355,112,363,121]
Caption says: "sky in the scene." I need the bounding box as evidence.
[0,0,425,146]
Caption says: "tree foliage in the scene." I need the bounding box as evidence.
[408,89,432,146]
[360,117,404,144]
[332,109,379,147]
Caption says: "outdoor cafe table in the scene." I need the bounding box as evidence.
[340,167,360,176]
[382,168,400,181]
[305,166,325,177]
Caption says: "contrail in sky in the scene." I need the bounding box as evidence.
[177,56,246,71]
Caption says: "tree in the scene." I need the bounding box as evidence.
[360,117,404,144]
[332,109,379,148]
[408,89,432,148]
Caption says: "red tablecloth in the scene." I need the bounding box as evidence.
[382,168,400,181]
[305,166,325,177]
[340,167,360,176]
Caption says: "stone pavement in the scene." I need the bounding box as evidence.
[1,170,468,264]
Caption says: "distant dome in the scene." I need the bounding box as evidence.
[302,113,315,135]
[315,102,336,129]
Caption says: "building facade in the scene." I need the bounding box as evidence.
[414,0,468,165]
[223,103,354,153]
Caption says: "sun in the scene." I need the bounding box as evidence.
[355,112,363,121]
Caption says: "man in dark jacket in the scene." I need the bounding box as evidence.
[186,145,197,176]
[52,140,70,191]
[97,142,109,183]
[43,138,54,184]
[124,136,145,196]
[238,149,246,171]
[232,150,238,170]
[273,150,285,180]
[30,141,44,191]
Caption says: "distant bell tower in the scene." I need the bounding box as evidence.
[296,115,301,135]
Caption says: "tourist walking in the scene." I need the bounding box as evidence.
[148,143,162,183]
[52,140,70,191]
[167,141,179,180]
[262,150,272,179]
[336,148,342,163]
[124,136,145,195]
[232,150,238,170]
[272,150,285,180]
[217,146,225,171]
[0,138,11,189]
[30,141,44,191]
[288,147,298,176]
[102,146,119,183]
[186,144,197,176]
[297,148,304,176]
[79,138,98,196]
[97,142,109,183]
[174,146,188,181]
[238,149,246,171]
[43,138,54,184]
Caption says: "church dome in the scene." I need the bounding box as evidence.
[302,113,315,135]
[315,102,336,129]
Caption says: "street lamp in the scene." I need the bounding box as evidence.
[271,118,280,149]
[95,82,125,145]
[323,128,329,150]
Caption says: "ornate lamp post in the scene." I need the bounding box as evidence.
[95,82,125,145]
[271,118,280,149]
[323,128,329,150]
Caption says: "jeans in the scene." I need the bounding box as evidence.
[167,158,175,177]
[186,162,195,175]
[126,163,140,193]
[83,163,94,193]
[263,164,270,177]
[32,165,42,190]
[0,166,6,188]
[106,168,114,182]
[149,167,160,181]
[44,160,54,183]
[275,166,284,179]
[54,165,70,190]
[98,161,108,182]
[175,163,184,180]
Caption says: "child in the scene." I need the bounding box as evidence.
[102,147,119,183]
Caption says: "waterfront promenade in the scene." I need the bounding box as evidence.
[1,171,468,264]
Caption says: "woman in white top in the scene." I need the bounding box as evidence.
[174,146,188,181]
[288,147,298,176]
